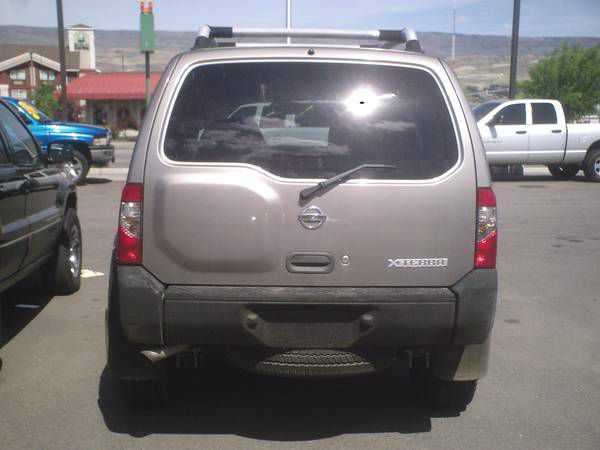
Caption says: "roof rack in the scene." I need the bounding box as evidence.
[192,25,422,53]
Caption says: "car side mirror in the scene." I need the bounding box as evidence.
[47,143,74,164]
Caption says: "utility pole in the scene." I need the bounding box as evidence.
[451,0,456,60]
[56,0,68,121]
[116,50,125,72]
[286,0,291,44]
[140,1,155,106]
[509,0,521,99]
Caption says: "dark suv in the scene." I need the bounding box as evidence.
[0,99,82,336]
[107,26,498,410]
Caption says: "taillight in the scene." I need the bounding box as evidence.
[475,187,497,269]
[117,183,143,265]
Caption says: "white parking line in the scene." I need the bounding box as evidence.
[88,167,128,181]
[81,269,105,279]
[524,166,550,175]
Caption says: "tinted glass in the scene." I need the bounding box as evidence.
[165,62,458,180]
[532,103,557,125]
[5,102,32,124]
[0,104,41,166]
[473,101,503,121]
[0,134,8,164]
[493,104,526,125]
[17,100,52,123]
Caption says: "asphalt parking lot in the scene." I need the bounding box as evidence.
[0,143,599,449]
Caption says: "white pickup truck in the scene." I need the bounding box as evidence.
[474,99,600,182]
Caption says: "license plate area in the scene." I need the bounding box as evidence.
[164,300,455,348]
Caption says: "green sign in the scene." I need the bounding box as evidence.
[140,13,155,53]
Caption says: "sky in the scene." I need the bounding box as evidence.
[1,0,599,37]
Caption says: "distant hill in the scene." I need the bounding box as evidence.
[2,25,599,69]
[2,25,599,99]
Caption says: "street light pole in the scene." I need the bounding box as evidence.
[509,0,521,99]
[56,0,68,121]
[140,1,155,107]
[451,0,456,60]
[116,50,125,72]
[286,0,291,44]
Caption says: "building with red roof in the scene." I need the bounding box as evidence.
[67,71,162,131]
[0,24,94,101]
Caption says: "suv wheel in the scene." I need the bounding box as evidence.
[64,149,90,184]
[582,148,600,182]
[548,164,580,179]
[120,378,168,409]
[44,208,82,295]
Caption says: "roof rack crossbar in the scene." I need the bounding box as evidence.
[192,25,422,53]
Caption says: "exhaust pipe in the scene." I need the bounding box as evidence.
[141,344,191,363]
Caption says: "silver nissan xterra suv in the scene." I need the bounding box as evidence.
[106,25,498,410]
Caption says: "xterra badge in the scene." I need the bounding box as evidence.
[387,258,448,268]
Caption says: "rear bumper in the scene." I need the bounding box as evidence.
[90,145,115,164]
[112,266,497,349]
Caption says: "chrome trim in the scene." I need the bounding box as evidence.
[0,232,29,249]
[0,218,61,249]
[298,205,327,230]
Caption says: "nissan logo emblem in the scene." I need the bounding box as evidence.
[298,205,327,230]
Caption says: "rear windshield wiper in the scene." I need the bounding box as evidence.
[299,164,397,200]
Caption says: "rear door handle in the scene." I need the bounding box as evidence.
[551,129,562,133]
[286,253,334,274]
[515,131,527,135]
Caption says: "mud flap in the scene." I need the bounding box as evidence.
[430,334,491,381]
[106,257,165,380]
[106,307,166,380]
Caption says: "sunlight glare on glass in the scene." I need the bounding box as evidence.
[344,88,380,117]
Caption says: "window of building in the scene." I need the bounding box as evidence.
[39,70,56,81]
[11,89,28,100]
[9,69,26,81]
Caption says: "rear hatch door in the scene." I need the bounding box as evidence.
[143,59,476,287]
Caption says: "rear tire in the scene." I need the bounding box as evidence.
[547,164,580,179]
[582,148,600,182]
[43,208,82,295]
[119,378,168,409]
[508,164,523,176]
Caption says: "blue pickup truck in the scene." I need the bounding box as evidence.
[1,96,114,183]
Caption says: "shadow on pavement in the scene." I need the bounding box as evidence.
[81,177,113,185]
[492,174,588,183]
[0,273,53,351]
[98,360,461,440]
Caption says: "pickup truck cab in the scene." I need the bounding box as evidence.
[1,96,115,183]
[474,99,600,181]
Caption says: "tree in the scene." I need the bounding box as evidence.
[519,44,600,122]
[31,84,60,119]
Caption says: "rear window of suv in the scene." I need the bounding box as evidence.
[164,61,459,180]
